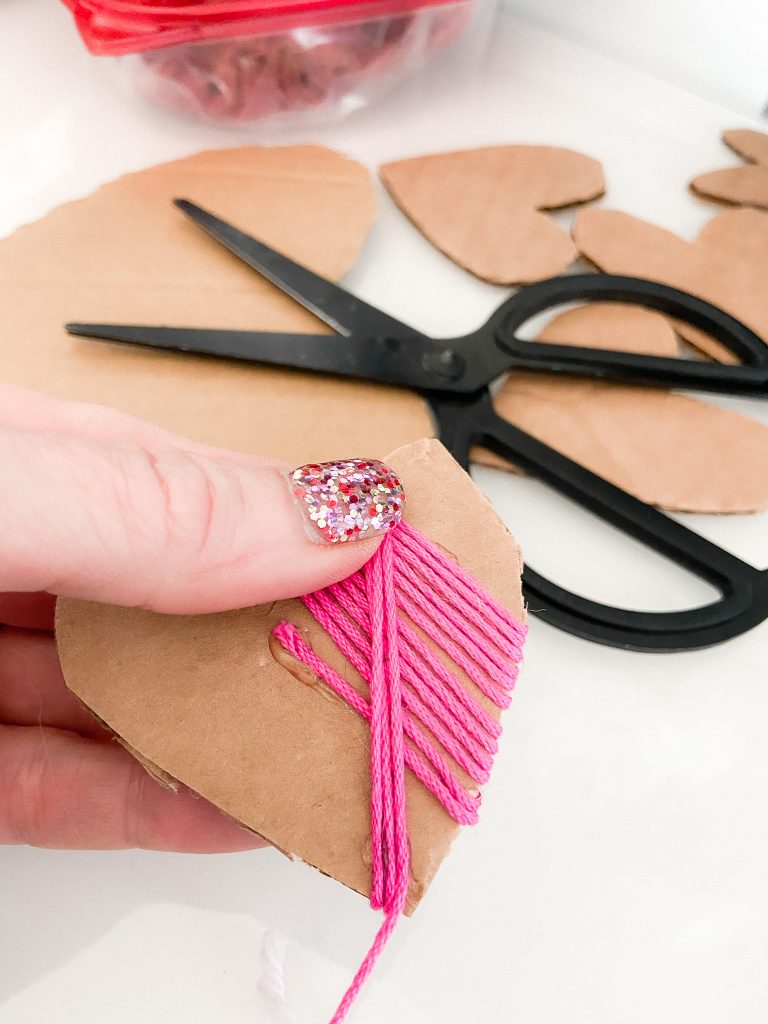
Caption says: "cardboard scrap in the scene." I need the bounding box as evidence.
[1,139,764,545]
[0,144,431,464]
[473,303,768,513]
[573,207,768,364]
[691,129,768,210]
[524,302,680,355]
[723,129,768,165]
[380,146,605,284]
[56,439,525,913]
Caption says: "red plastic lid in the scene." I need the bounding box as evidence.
[63,0,459,55]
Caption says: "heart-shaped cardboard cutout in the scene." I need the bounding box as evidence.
[0,144,431,465]
[691,129,768,210]
[56,439,525,913]
[380,146,605,284]
[723,129,768,165]
[473,303,768,513]
[573,206,768,364]
[1,144,761,520]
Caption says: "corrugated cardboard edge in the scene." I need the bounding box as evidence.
[56,439,525,915]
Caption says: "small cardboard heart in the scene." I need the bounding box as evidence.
[3,144,760,522]
[525,302,680,356]
[380,146,605,284]
[473,302,768,513]
[691,129,768,210]
[723,129,768,165]
[573,207,768,364]
[56,439,525,913]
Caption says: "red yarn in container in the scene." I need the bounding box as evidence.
[60,0,475,121]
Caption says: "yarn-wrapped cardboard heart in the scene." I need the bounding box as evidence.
[691,129,768,210]
[55,439,525,913]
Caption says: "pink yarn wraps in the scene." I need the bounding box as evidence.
[273,519,526,1022]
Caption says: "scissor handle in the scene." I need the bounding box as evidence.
[429,391,768,651]
[478,274,768,396]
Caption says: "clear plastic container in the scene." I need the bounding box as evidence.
[61,0,491,125]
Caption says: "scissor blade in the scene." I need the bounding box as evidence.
[173,199,422,341]
[65,323,463,391]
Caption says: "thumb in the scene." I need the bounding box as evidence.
[0,426,402,613]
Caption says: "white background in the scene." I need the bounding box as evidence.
[507,0,767,117]
[1,1,767,1022]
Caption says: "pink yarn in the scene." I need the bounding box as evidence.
[272,521,526,1022]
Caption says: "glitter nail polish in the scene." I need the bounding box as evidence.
[288,459,405,544]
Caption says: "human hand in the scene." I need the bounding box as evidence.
[0,384,380,852]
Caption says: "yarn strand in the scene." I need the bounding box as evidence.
[272,521,526,1023]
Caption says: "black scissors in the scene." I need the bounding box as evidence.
[66,199,768,653]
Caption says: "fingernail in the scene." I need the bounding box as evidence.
[288,459,405,544]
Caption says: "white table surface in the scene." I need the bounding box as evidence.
[1,4,767,1022]
[507,0,767,117]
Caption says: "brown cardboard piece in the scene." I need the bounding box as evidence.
[723,128,768,165]
[523,302,680,355]
[0,144,431,464]
[1,144,758,517]
[56,439,525,913]
[472,303,768,513]
[691,129,768,210]
[380,146,605,284]
[573,207,768,364]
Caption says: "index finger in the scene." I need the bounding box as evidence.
[0,723,265,852]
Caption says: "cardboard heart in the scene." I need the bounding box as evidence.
[573,207,768,364]
[56,439,525,913]
[0,144,431,464]
[2,144,759,521]
[723,129,768,165]
[473,303,768,513]
[380,146,605,284]
[521,302,680,355]
[691,129,768,210]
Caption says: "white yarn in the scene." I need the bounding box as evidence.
[258,929,298,1024]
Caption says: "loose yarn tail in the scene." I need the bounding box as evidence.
[272,521,526,1022]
